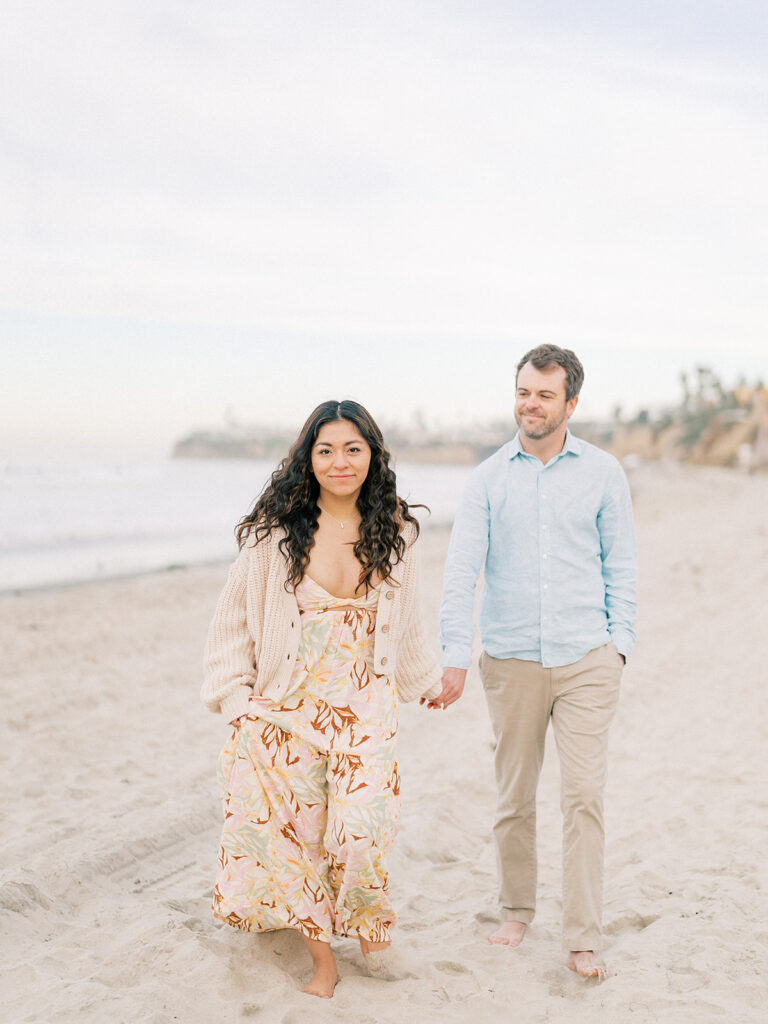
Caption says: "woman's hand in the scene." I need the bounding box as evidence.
[229,714,247,727]
[419,667,467,710]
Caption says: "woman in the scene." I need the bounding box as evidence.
[202,400,442,999]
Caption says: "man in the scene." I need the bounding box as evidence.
[434,345,637,979]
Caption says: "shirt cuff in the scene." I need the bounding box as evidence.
[441,644,473,671]
[609,628,635,662]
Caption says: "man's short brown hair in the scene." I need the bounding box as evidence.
[516,345,584,402]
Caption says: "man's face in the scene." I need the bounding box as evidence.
[515,362,577,441]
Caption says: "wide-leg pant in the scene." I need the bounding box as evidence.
[213,714,400,943]
[480,643,623,952]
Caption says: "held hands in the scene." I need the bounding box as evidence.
[419,667,467,710]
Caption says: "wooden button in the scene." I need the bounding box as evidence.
[381,656,388,666]
[385,591,394,600]
[382,624,390,633]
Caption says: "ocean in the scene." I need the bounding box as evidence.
[0,457,472,591]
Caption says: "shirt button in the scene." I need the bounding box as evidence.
[381,656,388,666]
[385,591,394,600]
[542,554,548,559]
[542,524,548,530]
[382,624,390,633]
[543,584,548,589]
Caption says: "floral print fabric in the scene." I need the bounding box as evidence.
[213,575,400,943]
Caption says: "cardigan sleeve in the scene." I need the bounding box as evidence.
[201,550,258,720]
[393,538,443,702]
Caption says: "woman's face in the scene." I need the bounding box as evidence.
[311,419,372,503]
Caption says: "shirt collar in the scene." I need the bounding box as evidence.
[508,429,583,460]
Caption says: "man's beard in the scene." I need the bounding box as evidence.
[516,408,567,440]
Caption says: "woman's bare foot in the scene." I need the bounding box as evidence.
[359,935,397,978]
[301,937,338,998]
[359,936,391,957]
[566,950,607,979]
[488,921,526,946]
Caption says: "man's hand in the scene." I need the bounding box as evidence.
[420,667,468,710]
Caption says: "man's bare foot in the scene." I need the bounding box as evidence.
[301,938,338,998]
[488,921,526,947]
[566,950,607,979]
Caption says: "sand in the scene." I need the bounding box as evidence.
[1,461,767,1024]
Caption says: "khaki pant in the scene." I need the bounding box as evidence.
[480,644,623,952]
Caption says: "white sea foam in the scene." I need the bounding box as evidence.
[0,457,470,590]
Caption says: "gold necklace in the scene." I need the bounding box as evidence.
[318,504,359,530]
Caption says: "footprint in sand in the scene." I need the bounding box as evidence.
[666,967,710,994]
[433,960,473,975]
[604,909,661,935]
[474,910,499,927]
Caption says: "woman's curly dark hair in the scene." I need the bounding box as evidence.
[235,400,424,591]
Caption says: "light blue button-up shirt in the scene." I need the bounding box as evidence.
[440,431,637,669]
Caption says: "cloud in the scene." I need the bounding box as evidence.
[1,2,767,452]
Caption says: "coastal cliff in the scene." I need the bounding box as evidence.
[172,372,768,471]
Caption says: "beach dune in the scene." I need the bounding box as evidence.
[1,462,767,1023]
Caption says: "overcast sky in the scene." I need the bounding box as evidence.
[2,1,767,458]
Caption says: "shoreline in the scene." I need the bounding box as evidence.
[2,456,761,597]
[0,517,453,598]
[0,557,232,599]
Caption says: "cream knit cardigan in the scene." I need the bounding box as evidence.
[202,525,442,722]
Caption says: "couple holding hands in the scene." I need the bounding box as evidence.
[201,344,638,997]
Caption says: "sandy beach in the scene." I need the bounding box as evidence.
[1,461,767,1024]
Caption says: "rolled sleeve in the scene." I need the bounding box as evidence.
[202,555,258,714]
[394,541,443,701]
[599,465,638,660]
[439,470,490,669]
